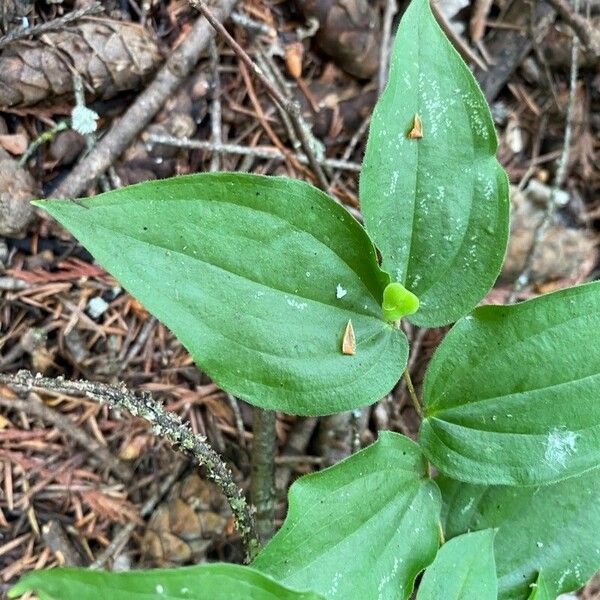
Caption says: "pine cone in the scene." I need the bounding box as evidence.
[0,148,35,237]
[1,0,34,33]
[0,17,162,108]
[294,0,380,79]
[141,473,232,567]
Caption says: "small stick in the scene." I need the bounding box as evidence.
[470,0,494,43]
[329,115,371,191]
[430,1,487,71]
[0,370,260,561]
[227,393,247,451]
[379,0,398,93]
[0,3,104,50]
[544,0,600,56]
[230,11,276,37]
[208,39,222,172]
[18,122,68,168]
[144,133,361,172]
[508,0,581,302]
[403,368,423,417]
[54,0,238,199]
[190,0,329,191]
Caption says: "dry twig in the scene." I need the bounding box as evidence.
[0,370,260,561]
[430,1,487,71]
[0,3,104,50]
[143,133,360,172]
[379,0,398,94]
[53,0,238,198]
[190,0,329,191]
[544,0,600,56]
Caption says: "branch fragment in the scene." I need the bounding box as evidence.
[0,370,260,561]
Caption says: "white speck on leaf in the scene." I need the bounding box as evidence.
[336,284,347,299]
[460,496,475,514]
[155,584,164,594]
[286,298,307,310]
[328,572,342,597]
[536,541,544,548]
[545,428,578,468]
[378,558,400,599]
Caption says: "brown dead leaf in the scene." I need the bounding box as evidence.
[0,133,27,155]
[285,42,304,79]
[80,489,141,525]
[407,114,423,139]
[342,319,356,355]
[118,434,150,461]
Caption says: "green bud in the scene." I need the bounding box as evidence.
[382,282,420,321]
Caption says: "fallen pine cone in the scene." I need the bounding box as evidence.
[1,0,33,33]
[294,0,381,79]
[0,147,35,237]
[0,17,162,108]
[141,472,233,567]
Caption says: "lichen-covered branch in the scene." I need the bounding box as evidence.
[0,370,260,561]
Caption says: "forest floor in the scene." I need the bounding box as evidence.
[0,0,599,598]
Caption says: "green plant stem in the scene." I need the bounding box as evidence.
[403,368,423,417]
[19,121,68,167]
[251,406,276,544]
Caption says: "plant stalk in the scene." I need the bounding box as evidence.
[403,368,423,418]
[251,406,277,544]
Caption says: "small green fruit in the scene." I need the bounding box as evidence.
[382,282,420,321]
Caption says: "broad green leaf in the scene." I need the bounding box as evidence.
[360,0,509,327]
[527,573,553,600]
[419,281,600,485]
[438,467,600,599]
[38,173,408,415]
[417,529,497,599]
[252,431,441,599]
[8,563,325,600]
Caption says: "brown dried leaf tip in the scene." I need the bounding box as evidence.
[342,319,356,355]
[407,113,423,139]
[285,42,304,79]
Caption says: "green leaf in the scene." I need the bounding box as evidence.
[527,573,553,600]
[252,431,441,599]
[419,281,600,485]
[38,173,408,415]
[8,563,326,600]
[360,0,509,327]
[417,529,497,599]
[438,467,600,599]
